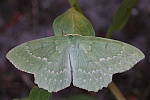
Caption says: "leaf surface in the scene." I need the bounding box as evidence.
[29,86,50,100]
[106,0,138,38]
[53,8,95,36]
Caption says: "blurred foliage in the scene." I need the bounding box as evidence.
[29,86,50,100]
[106,0,138,38]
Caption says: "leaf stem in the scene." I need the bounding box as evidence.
[108,82,126,100]
[67,0,82,13]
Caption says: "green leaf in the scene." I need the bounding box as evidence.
[53,7,95,36]
[67,0,83,13]
[67,94,96,100]
[106,0,138,38]
[29,86,50,100]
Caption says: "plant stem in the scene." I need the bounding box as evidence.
[108,82,126,100]
[67,0,82,13]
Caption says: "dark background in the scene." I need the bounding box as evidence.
[0,0,149,100]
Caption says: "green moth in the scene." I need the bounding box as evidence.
[6,34,144,92]
[6,8,145,93]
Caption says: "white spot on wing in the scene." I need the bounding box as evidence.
[94,62,99,64]
[83,70,86,73]
[113,56,117,59]
[71,44,76,48]
[107,57,112,60]
[121,51,123,54]
[56,46,59,50]
[51,70,54,74]
[42,57,47,61]
[92,70,95,73]
[118,54,121,56]
[103,73,106,76]
[78,68,82,72]
[108,68,112,71]
[33,55,36,58]
[37,57,41,59]
[83,79,86,82]
[63,68,67,72]
[99,58,106,61]
[60,70,63,74]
